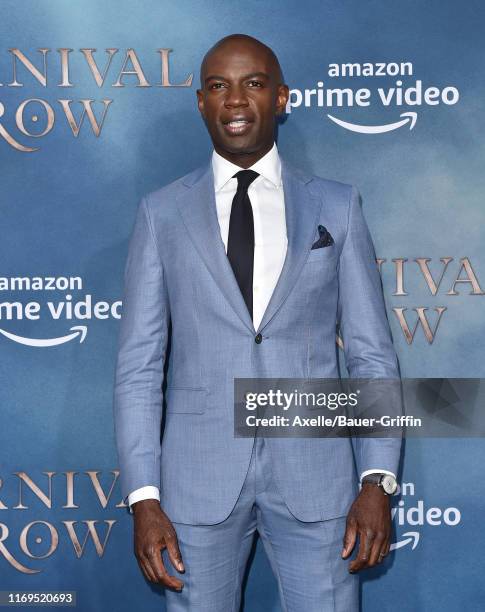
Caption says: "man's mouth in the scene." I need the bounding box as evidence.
[222,119,253,136]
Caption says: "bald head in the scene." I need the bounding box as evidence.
[199,34,284,88]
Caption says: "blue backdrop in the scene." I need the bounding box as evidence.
[1,1,484,610]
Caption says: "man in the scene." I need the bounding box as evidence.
[113,33,401,611]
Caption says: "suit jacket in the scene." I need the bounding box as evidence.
[113,156,401,524]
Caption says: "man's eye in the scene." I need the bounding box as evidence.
[210,83,226,89]
[248,81,263,87]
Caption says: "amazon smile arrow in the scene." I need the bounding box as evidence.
[0,325,87,347]
[390,531,420,551]
[327,111,417,134]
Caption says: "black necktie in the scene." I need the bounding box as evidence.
[227,169,259,319]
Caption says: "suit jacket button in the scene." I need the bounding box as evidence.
[255,333,262,344]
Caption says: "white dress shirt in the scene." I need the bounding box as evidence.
[126,143,394,512]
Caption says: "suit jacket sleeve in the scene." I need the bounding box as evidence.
[113,195,170,504]
[336,186,402,478]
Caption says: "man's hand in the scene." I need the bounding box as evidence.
[341,483,392,573]
[132,499,185,590]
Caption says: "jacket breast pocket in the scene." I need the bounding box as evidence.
[165,387,207,414]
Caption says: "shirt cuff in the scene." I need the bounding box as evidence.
[360,469,396,483]
[127,486,160,514]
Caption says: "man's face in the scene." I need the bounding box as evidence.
[197,40,289,166]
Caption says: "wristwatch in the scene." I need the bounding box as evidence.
[361,473,397,495]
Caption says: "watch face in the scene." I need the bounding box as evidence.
[381,475,397,494]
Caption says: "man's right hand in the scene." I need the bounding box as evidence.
[132,499,185,590]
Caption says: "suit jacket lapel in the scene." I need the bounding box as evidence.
[176,161,256,333]
[256,159,323,333]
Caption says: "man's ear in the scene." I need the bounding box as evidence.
[275,84,289,115]
[196,89,205,118]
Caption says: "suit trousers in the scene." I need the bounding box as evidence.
[163,436,358,611]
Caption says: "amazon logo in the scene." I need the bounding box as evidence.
[0,276,121,348]
[390,482,461,553]
[286,61,460,134]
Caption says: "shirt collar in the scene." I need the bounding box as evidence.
[211,142,282,191]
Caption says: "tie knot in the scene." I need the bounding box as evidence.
[233,169,259,192]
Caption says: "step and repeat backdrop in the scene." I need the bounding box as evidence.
[0,1,484,610]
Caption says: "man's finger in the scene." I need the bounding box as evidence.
[381,538,391,558]
[165,531,185,573]
[139,556,157,583]
[376,550,386,564]
[341,520,357,558]
[146,546,184,590]
[368,532,386,566]
[379,534,391,563]
[349,530,374,573]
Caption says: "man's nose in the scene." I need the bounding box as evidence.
[224,85,249,108]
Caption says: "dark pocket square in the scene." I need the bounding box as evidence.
[311,225,334,250]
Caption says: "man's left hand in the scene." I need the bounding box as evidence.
[341,483,392,572]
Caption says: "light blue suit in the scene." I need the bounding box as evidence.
[113,156,401,610]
